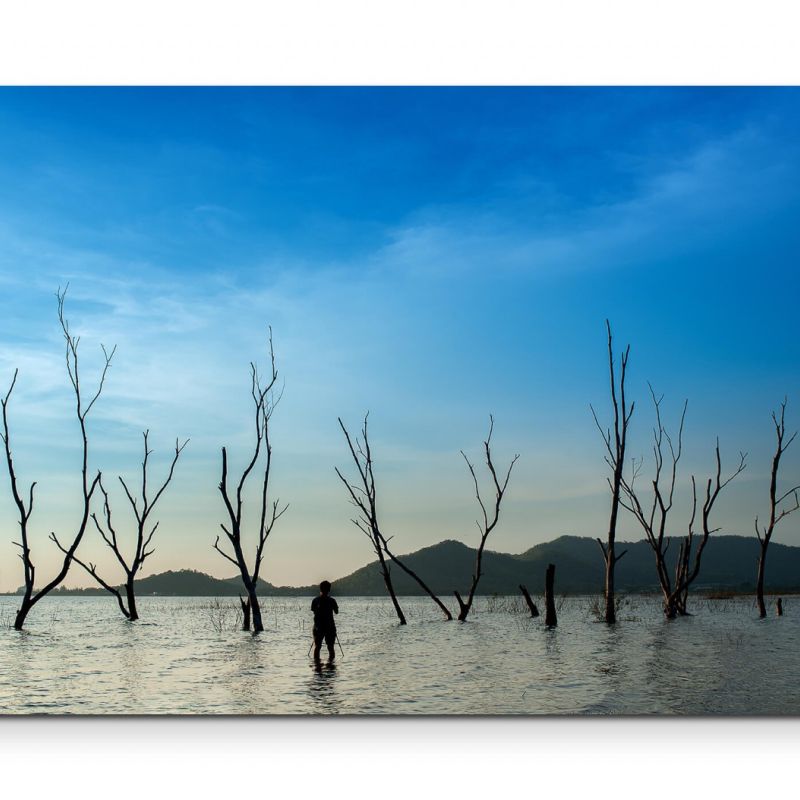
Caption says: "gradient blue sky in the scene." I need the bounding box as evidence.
[0,87,799,591]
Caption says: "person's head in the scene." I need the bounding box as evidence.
[319,580,332,596]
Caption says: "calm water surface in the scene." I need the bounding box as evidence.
[0,594,797,715]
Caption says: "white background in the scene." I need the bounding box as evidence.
[1,1,799,795]
[1,1,799,85]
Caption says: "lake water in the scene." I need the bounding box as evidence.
[0,594,798,715]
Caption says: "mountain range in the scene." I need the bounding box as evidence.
[25,534,800,597]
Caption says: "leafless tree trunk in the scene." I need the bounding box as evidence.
[1,287,115,630]
[672,444,746,615]
[591,320,634,624]
[453,416,519,622]
[54,431,188,620]
[239,596,251,631]
[755,400,799,618]
[621,388,746,618]
[673,534,689,614]
[214,329,288,633]
[377,532,453,620]
[519,584,539,617]
[335,415,409,625]
[620,387,685,617]
[544,563,557,627]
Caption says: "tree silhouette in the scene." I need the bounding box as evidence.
[336,414,454,620]
[670,443,746,615]
[620,387,746,617]
[336,414,409,625]
[1,287,114,630]
[214,329,287,632]
[619,387,686,617]
[453,416,519,622]
[54,431,188,620]
[755,400,799,618]
[591,320,633,624]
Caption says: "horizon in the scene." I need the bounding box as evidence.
[1,87,799,592]
[1,531,794,595]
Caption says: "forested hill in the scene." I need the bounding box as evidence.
[21,534,800,596]
[325,535,800,595]
[36,569,314,597]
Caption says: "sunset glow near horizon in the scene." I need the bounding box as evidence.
[0,87,799,592]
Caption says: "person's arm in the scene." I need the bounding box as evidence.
[333,599,339,614]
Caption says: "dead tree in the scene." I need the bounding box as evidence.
[544,563,557,627]
[53,431,188,620]
[335,415,408,625]
[1,287,114,630]
[671,445,746,615]
[376,531,453,620]
[239,596,251,630]
[214,329,288,633]
[519,584,539,617]
[755,401,799,618]
[591,320,634,624]
[620,387,687,618]
[454,416,519,622]
[621,390,746,618]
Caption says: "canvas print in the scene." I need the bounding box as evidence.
[0,87,798,715]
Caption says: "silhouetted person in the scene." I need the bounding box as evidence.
[312,580,339,662]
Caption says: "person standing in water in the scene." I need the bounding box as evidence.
[311,580,339,662]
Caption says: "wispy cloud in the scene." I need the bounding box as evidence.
[0,90,798,590]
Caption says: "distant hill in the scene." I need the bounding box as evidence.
[513,535,796,593]
[37,569,316,598]
[12,535,800,597]
[331,539,528,595]
[326,535,800,595]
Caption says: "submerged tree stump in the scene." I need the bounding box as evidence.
[519,584,539,617]
[776,597,784,617]
[545,563,557,627]
[240,597,251,631]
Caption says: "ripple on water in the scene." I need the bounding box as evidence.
[1,594,800,714]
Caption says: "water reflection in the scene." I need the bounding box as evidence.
[119,622,145,707]
[308,661,339,714]
[2,594,800,714]
[226,633,271,713]
[583,623,628,712]
[543,626,561,658]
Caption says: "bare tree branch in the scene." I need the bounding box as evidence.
[592,320,634,624]
[3,287,115,630]
[756,399,796,617]
[454,415,519,621]
[81,433,187,620]
[215,328,284,632]
[336,415,408,625]
[619,388,689,617]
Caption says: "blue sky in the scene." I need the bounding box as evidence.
[0,87,799,590]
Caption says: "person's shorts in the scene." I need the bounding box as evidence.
[313,626,336,649]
